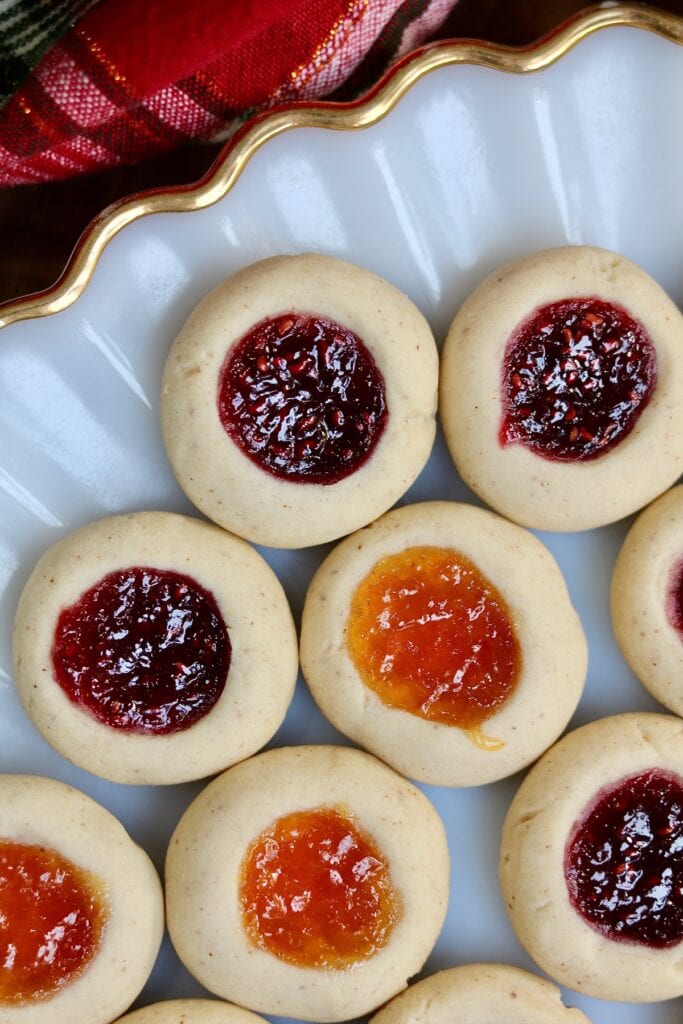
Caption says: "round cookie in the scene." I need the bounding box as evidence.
[611,484,683,717]
[369,963,591,1024]
[300,501,587,787]
[165,745,449,1022]
[500,712,683,1002]
[115,999,267,1023]
[440,246,683,531]
[13,511,297,785]
[161,254,438,548]
[0,774,163,1024]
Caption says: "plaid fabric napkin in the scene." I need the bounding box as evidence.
[0,0,96,105]
[0,0,457,186]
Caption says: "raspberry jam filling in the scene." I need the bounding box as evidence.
[239,805,398,969]
[218,312,388,484]
[0,841,106,1004]
[346,546,521,747]
[666,557,683,639]
[499,297,656,461]
[52,567,230,734]
[565,769,683,947]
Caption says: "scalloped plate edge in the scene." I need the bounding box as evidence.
[1,3,682,330]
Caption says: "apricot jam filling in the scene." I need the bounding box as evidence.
[239,805,399,969]
[499,297,656,461]
[52,566,230,735]
[346,546,521,745]
[565,770,683,948]
[666,557,683,640]
[0,840,106,1004]
[218,312,387,484]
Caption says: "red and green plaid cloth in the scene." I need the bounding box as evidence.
[0,0,457,186]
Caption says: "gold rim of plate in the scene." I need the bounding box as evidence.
[1,3,682,329]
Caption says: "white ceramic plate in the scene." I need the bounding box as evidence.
[1,10,682,1023]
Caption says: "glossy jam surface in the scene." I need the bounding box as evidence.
[346,547,521,740]
[499,297,656,461]
[565,769,683,947]
[0,841,106,1004]
[666,557,683,639]
[239,806,398,969]
[218,312,387,484]
[52,566,230,734]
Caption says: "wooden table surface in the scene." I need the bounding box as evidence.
[1,0,682,305]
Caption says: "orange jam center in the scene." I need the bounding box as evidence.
[346,546,521,743]
[0,840,106,1005]
[239,805,398,969]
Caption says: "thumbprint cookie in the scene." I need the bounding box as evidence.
[369,962,591,1024]
[500,712,683,1002]
[165,745,449,1021]
[161,254,438,548]
[0,774,163,1024]
[301,501,586,786]
[440,247,683,531]
[612,485,683,717]
[13,511,297,784]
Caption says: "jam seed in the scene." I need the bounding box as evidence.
[298,414,319,432]
[295,440,314,459]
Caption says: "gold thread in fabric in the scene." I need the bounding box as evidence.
[75,27,128,85]
[285,0,370,93]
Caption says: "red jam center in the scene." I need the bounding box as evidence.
[565,769,683,948]
[0,841,106,1004]
[239,806,399,969]
[218,312,388,484]
[346,547,521,742]
[52,566,230,734]
[666,557,683,639]
[499,297,656,461]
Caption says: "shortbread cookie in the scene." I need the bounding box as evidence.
[165,745,449,1022]
[116,999,267,1023]
[161,254,438,548]
[611,485,683,716]
[0,775,163,1024]
[301,501,586,786]
[500,712,683,1002]
[369,963,591,1024]
[440,246,683,531]
[13,511,297,784]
